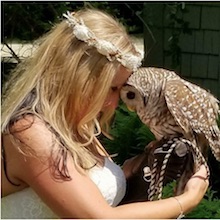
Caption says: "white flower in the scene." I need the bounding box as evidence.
[63,12,77,26]
[63,11,143,71]
[119,54,142,71]
[95,40,118,59]
[73,24,93,42]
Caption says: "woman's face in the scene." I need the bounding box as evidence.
[102,66,132,111]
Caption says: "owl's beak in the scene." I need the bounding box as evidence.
[127,105,135,112]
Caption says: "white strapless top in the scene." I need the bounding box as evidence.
[1,158,126,219]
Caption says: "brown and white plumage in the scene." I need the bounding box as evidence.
[120,67,220,199]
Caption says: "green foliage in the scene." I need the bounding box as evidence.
[2,1,144,42]
[161,180,177,198]
[186,188,220,219]
[101,103,155,165]
[162,183,220,219]
[2,2,76,41]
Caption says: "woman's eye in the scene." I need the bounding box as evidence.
[111,87,118,92]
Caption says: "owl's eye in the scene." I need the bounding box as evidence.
[127,91,135,99]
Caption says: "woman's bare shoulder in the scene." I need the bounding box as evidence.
[2,115,54,195]
[8,115,54,157]
[10,114,46,133]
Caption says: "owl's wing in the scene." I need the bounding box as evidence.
[164,79,220,142]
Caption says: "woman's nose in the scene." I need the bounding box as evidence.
[109,92,120,109]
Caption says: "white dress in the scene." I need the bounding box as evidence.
[1,158,126,219]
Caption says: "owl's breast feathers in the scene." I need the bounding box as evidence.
[136,72,183,140]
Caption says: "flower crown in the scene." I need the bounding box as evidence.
[63,11,143,71]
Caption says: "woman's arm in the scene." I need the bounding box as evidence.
[115,165,208,219]
[11,117,208,219]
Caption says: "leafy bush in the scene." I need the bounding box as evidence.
[162,182,220,219]
[2,2,144,42]
[186,191,220,219]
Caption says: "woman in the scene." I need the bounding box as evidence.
[1,8,208,219]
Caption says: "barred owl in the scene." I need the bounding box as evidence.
[120,67,220,200]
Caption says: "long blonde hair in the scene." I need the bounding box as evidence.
[1,8,139,178]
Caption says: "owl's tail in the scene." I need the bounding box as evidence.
[209,96,220,161]
[205,117,220,161]
[209,135,220,162]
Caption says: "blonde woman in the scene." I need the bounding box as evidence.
[1,8,208,219]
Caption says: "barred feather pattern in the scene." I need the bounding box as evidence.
[121,67,220,199]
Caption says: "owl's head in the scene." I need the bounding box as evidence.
[120,69,152,113]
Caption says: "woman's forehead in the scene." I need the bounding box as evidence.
[112,67,132,87]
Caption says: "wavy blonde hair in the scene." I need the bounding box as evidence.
[1,8,139,178]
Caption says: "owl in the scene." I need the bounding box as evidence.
[120,67,220,200]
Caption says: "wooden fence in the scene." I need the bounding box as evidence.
[143,3,220,99]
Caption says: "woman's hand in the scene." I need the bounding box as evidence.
[119,164,209,219]
[183,164,209,205]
